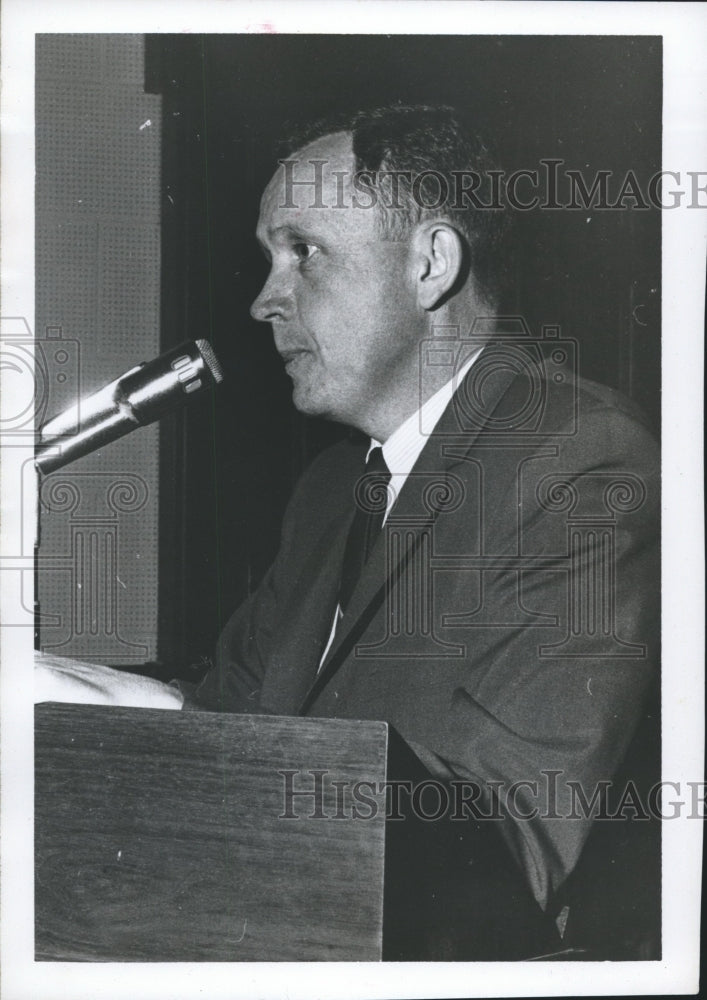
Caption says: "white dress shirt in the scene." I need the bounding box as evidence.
[318,348,482,669]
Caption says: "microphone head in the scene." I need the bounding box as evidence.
[195,339,225,384]
[35,339,226,475]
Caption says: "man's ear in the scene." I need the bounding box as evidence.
[411,221,465,310]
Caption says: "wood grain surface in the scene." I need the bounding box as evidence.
[35,704,388,961]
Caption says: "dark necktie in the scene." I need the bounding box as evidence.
[338,447,391,615]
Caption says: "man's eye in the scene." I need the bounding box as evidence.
[292,242,317,263]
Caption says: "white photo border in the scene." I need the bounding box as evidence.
[1,2,704,998]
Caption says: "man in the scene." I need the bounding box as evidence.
[39,105,660,960]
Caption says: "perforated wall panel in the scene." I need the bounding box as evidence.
[37,34,162,664]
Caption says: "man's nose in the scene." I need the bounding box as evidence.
[250,268,292,323]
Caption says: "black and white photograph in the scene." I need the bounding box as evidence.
[1,2,704,998]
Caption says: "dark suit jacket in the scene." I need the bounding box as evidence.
[194,354,660,944]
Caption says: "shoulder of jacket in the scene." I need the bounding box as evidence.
[574,375,655,430]
[528,368,659,445]
[286,436,368,512]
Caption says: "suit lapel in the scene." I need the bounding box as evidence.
[298,359,520,714]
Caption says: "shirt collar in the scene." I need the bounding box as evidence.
[368,346,483,477]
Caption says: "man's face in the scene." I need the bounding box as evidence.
[251,132,421,435]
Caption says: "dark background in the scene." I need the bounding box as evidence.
[143,34,661,675]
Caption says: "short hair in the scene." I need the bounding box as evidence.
[281,104,510,310]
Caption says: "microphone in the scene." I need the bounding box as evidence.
[35,339,224,474]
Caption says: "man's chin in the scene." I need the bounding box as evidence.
[290,383,341,423]
[290,383,321,417]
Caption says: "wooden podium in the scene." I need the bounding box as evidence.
[37,702,619,962]
[35,704,389,961]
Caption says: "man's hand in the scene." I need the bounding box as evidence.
[35,651,184,710]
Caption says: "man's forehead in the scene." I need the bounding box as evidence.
[259,131,356,219]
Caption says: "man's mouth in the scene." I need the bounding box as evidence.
[279,348,309,372]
